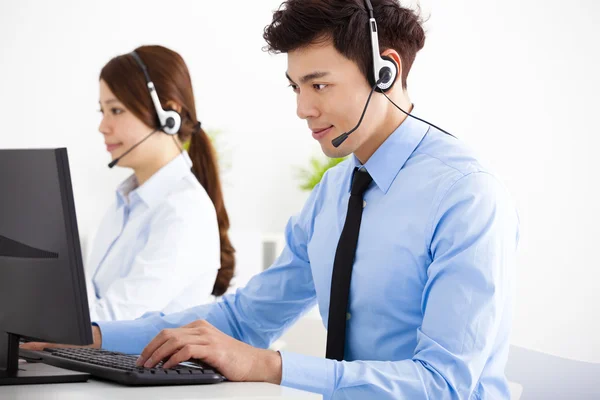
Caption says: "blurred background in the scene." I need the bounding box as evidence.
[1,0,599,364]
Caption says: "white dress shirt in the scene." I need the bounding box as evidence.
[85,152,219,321]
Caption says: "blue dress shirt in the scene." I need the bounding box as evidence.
[98,117,519,399]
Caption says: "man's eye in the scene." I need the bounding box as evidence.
[313,84,328,91]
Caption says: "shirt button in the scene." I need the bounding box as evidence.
[346,312,351,321]
[363,200,367,208]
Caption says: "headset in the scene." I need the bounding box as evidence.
[108,51,186,168]
[130,50,182,135]
[332,0,453,148]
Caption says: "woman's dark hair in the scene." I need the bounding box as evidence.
[100,45,235,296]
[263,0,426,89]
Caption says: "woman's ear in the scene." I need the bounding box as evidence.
[165,100,183,114]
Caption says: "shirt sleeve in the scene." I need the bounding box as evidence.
[89,199,220,322]
[97,182,324,355]
[279,172,519,400]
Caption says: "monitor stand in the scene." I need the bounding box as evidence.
[0,332,89,385]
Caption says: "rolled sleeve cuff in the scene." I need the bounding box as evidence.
[280,351,336,397]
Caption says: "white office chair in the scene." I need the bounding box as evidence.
[505,345,600,399]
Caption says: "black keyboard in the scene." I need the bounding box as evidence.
[23,347,225,386]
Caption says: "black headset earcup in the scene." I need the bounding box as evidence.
[379,67,393,84]
[162,109,182,135]
[166,117,175,129]
[376,55,399,93]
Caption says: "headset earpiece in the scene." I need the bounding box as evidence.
[160,110,181,135]
[379,67,392,84]
[375,56,398,93]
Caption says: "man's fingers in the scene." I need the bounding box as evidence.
[142,334,205,368]
[142,336,184,368]
[137,329,176,367]
[162,344,206,369]
[143,331,212,368]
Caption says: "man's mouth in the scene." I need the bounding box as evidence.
[311,125,334,140]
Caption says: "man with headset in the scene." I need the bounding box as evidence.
[26,1,519,398]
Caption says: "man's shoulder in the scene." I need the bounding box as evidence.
[412,127,490,178]
[407,128,515,219]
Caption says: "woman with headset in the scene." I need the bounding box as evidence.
[86,45,235,321]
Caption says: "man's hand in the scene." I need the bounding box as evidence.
[136,320,282,384]
[20,325,102,351]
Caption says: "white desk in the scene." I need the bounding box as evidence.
[0,378,320,400]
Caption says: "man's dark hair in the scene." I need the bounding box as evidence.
[263,0,426,89]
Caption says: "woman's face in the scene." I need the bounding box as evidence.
[98,79,159,169]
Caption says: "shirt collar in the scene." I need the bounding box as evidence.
[349,114,430,194]
[116,151,193,208]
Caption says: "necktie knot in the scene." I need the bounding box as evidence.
[351,168,373,196]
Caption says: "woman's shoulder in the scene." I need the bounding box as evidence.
[152,175,217,224]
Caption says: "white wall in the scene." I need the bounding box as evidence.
[1,0,599,362]
[413,0,600,363]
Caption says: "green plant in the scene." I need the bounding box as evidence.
[296,156,348,191]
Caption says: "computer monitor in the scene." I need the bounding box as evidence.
[0,148,93,385]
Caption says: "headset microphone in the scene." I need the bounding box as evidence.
[107,127,162,168]
[331,73,388,148]
[107,50,186,169]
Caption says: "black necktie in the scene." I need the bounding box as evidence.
[326,167,373,361]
